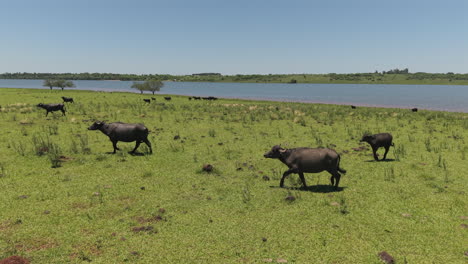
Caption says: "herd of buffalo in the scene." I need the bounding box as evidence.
[34,95,408,190]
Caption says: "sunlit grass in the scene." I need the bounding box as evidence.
[0,88,466,263]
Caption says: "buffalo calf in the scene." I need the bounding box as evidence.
[37,103,66,117]
[264,145,346,188]
[88,121,152,154]
[61,96,74,103]
[360,133,394,161]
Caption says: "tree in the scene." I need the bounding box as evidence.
[55,80,75,91]
[43,79,55,90]
[145,79,164,95]
[131,80,164,94]
[131,81,146,94]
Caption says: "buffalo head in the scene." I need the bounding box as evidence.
[360,134,376,143]
[88,121,105,130]
[264,145,286,159]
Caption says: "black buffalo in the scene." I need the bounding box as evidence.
[61,96,74,103]
[143,99,151,103]
[264,145,346,188]
[151,97,156,101]
[351,105,357,109]
[411,108,418,112]
[164,97,172,101]
[37,103,66,117]
[360,133,394,161]
[88,121,152,154]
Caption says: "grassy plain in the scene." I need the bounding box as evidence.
[0,88,467,263]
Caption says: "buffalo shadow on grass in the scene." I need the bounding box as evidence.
[270,185,346,193]
[364,158,396,162]
[103,151,150,156]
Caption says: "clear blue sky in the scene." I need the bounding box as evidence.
[1,0,467,75]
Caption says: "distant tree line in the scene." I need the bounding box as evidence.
[0,72,175,81]
[2,71,468,84]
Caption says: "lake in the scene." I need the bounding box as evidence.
[1,79,467,112]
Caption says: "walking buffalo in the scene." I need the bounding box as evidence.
[264,145,346,188]
[61,96,74,103]
[143,99,151,103]
[88,121,152,154]
[37,103,66,117]
[360,133,394,161]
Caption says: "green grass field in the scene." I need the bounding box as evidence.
[0,88,467,263]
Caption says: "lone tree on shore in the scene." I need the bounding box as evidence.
[131,79,164,94]
[131,81,146,94]
[55,80,76,91]
[145,79,164,95]
[43,79,55,90]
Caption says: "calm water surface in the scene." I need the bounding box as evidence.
[0,79,467,112]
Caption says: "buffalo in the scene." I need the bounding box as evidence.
[193,96,201,100]
[88,121,152,154]
[360,133,394,161]
[164,97,172,101]
[61,96,74,103]
[264,145,346,188]
[37,103,66,116]
[143,99,151,103]
[151,97,156,101]
[411,108,418,112]
[351,105,357,109]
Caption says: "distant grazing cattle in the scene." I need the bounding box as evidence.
[143,99,151,103]
[61,96,74,103]
[351,105,357,109]
[188,97,192,100]
[164,97,172,101]
[411,108,418,112]
[88,121,152,154]
[151,97,156,101]
[201,96,217,100]
[360,133,394,161]
[264,145,346,188]
[37,103,66,117]
[193,96,201,100]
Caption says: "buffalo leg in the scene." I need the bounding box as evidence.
[131,141,141,153]
[328,169,341,188]
[334,173,341,188]
[372,146,379,161]
[383,146,390,160]
[61,109,66,116]
[45,111,49,117]
[298,172,307,188]
[143,139,152,154]
[280,169,295,188]
[112,141,119,153]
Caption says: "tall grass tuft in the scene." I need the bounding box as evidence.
[11,140,27,156]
